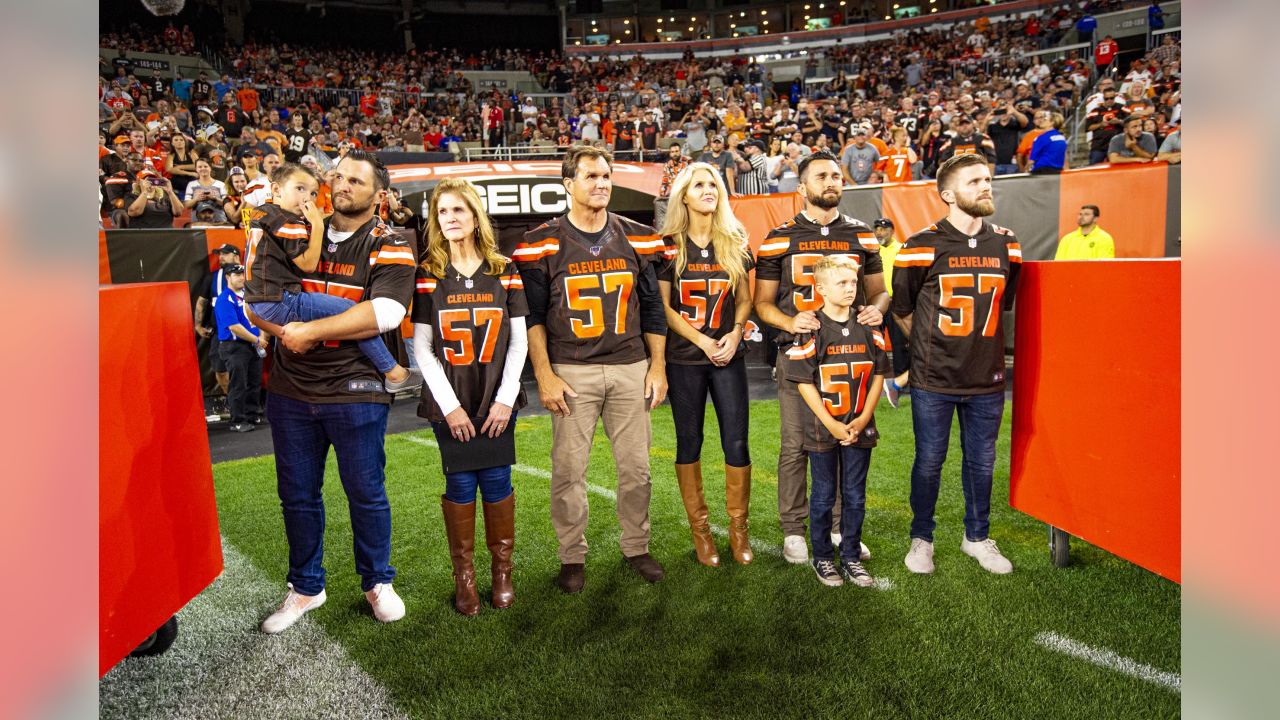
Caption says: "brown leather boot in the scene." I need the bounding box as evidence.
[441,496,480,616]
[675,462,720,567]
[724,464,753,564]
[482,493,516,609]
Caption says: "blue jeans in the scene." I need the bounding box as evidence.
[994,163,1019,176]
[251,291,397,374]
[908,388,1005,543]
[1088,149,1109,166]
[266,392,395,594]
[430,411,518,504]
[808,445,870,561]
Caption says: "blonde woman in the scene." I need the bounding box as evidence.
[657,162,756,566]
[412,178,528,616]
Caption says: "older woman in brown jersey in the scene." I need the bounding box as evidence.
[657,162,756,566]
[412,178,529,615]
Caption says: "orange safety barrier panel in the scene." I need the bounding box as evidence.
[880,181,949,238]
[1010,259,1180,582]
[98,230,111,284]
[100,282,223,674]
[729,193,803,254]
[1058,164,1168,258]
[204,227,249,270]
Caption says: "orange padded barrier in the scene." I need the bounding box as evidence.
[99,283,223,674]
[1058,164,1167,258]
[1010,259,1180,582]
[881,181,949,238]
[730,193,803,255]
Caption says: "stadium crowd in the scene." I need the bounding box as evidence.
[99,2,1179,225]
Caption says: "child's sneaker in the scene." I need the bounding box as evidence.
[904,538,935,574]
[384,367,423,394]
[811,558,844,587]
[839,560,875,587]
[883,378,900,408]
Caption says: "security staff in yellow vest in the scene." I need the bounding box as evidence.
[1056,205,1116,260]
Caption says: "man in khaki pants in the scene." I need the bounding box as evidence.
[514,145,672,593]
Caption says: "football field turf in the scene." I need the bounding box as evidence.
[104,398,1180,719]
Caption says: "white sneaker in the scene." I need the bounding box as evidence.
[261,584,326,634]
[961,537,1014,575]
[365,583,406,623]
[830,533,871,560]
[782,534,809,564]
[904,538,935,574]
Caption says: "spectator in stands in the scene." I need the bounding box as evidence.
[986,98,1028,176]
[213,263,267,433]
[660,142,689,200]
[1056,205,1116,260]
[190,200,233,228]
[126,167,182,228]
[841,126,880,185]
[1157,123,1181,164]
[1028,112,1068,175]
[1094,34,1119,73]
[223,167,250,225]
[243,151,281,207]
[217,92,251,141]
[697,135,736,193]
[165,133,199,198]
[1108,115,1157,164]
[933,116,996,174]
[736,140,769,196]
[184,158,226,209]
[773,143,803,194]
[1086,87,1129,165]
[917,119,948,180]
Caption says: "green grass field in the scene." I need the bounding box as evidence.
[209,398,1180,719]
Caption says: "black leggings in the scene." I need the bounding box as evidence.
[667,355,751,467]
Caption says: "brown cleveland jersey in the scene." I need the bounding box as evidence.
[244,202,311,303]
[891,218,1022,395]
[658,236,755,365]
[412,260,529,422]
[514,213,673,365]
[267,216,417,405]
[755,212,884,342]
[783,313,891,450]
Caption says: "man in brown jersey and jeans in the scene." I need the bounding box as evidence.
[754,150,890,566]
[514,145,672,593]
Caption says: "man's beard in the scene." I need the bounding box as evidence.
[957,195,995,217]
[333,195,371,216]
[805,188,841,210]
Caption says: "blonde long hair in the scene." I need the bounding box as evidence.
[658,162,751,288]
[422,178,506,278]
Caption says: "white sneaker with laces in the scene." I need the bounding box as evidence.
[365,583,406,622]
[961,537,1014,575]
[261,584,326,634]
[904,538,935,574]
[782,534,809,564]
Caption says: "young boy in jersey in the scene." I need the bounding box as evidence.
[244,162,420,392]
[785,256,890,587]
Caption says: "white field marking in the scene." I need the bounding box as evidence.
[1033,631,1181,692]
[98,538,409,720]
[397,433,894,590]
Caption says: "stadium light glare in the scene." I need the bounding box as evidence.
[688,27,694,31]
[623,19,629,24]
[657,18,662,23]
[730,23,736,28]
[932,7,937,11]
[734,33,739,37]
[805,16,810,20]
[894,3,900,8]
[763,20,769,25]
[761,10,767,15]
[740,12,746,17]
[804,4,810,8]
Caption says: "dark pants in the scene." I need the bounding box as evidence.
[808,445,871,561]
[219,341,261,423]
[1088,149,1109,166]
[266,392,395,595]
[908,388,1005,543]
[667,355,751,467]
[885,318,911,377]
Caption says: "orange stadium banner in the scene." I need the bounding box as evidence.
[1058,164,1168,258]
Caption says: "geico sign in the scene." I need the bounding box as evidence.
[475,182,568,215]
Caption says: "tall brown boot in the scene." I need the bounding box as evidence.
[724,464,753,564]
[441,496,481,616]
[482,492,516,609]
[675,462,720,567]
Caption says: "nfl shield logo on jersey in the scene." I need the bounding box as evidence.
[589,245,603,257]
[968,238,977,248]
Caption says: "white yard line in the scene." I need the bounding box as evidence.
[1033,631,1181,692]
[398,433,892,590]
[99,538,409,720]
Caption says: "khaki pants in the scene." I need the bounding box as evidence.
[549,360,653,563]
[777,373,840,536]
